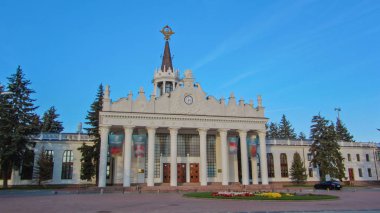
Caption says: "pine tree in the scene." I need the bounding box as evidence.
[278,114,297,139]
[78,84,103,183]
[290,152,307,184]
[309,114,345,181]
[0,66,40,188]
[298,132,307,140]
[78,143,96,181]
[335,118,354,142]
[266,122,279,139]
[41,106,64,133]
[34,146,53,185]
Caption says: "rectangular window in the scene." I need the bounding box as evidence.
[356,154,360,162]
[20,149,35,180]
[45,150,54,179]
[358,168,362,177]
[207,135,216,178]
[307,153,312,161]
[368,168,372,177]
[154,134,169,178]
[177,134,200,157]
[366,154,370,162]
[347,154,351,161]
[61,150,73,179]
[280,153,288,178]
[267,153,275,178]
[308,168,313,177]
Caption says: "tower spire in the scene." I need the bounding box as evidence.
[160,25,174,72]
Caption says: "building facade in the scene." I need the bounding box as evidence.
[1,133,379,186]
[98,26,268,188]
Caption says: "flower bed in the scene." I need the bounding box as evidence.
[211,191,254,197]
[184,191,338,201]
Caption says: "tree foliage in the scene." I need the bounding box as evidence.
[297,132,307,140]
[290,152,307,184]
[41,106,64,133]
[335,118,354,142]
[309,114,345,181]
[78,143,96,181]
[78,84,103,183]
[278,114,297,139]
[0,66,40,188]
[34,146,53,185]
[266,122,279,139]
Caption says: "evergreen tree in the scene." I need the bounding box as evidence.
[290,152,307,184]
[266,122,279,139]
[78,143,96,181]
[78,84,103,183]
[309,114,345,181]
[0,66,40,188]
[278,114,297,139]
[41,106,64,133]
[298,132,307,140]
[335,118,354,142]
[34,146,53,185]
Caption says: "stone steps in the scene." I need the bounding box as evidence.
[94,183,280,193]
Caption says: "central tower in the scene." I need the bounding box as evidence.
[153,25,180,97]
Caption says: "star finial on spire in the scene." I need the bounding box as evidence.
[160,25,175,40]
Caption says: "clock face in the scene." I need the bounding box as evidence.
[184,95,193,105]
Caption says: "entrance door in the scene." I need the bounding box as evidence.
[163,163,170,183]
[190,163,199,183]
[177,163,186,183]
[348,168,355,181]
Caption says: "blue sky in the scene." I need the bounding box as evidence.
[0,0,379,142]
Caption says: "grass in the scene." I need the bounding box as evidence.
[184,192,338,201]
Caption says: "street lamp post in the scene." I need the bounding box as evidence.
[334,107,341,120]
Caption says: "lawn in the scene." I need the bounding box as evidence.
[184,192,338,201]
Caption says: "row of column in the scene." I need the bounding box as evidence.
[98,126,268,187]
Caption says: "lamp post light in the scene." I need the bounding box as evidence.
[334,107,341,120]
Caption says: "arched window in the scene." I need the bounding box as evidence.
[45,150,54,179]
[267,153,275,178]
[280,153,288,177]
[61,150,73,179]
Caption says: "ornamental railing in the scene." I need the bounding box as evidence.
[266,139,377,148]
[31,133,93,141]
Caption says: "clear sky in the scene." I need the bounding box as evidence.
[0,0,379,142]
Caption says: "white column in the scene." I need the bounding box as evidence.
[186,154,190,183]
[169,128,179,186]
[98,125,111,187]
[123,126,134,187]
[163,81,166,94]
[219,129,229,185]
[153,82,157,97]
[250,135,259,185]
[147,127,156,187]
[239,130,249,185]
[258,131,269,185]
[198,128,208,186]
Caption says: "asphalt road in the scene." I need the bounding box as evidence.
[1,187,380,213]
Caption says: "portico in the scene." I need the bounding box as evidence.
[98,26,269,188]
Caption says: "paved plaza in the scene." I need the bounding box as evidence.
[1,187,380,213]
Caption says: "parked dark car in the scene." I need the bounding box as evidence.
[314,181,342,190]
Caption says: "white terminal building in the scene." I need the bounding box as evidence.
[1,26,379,187]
